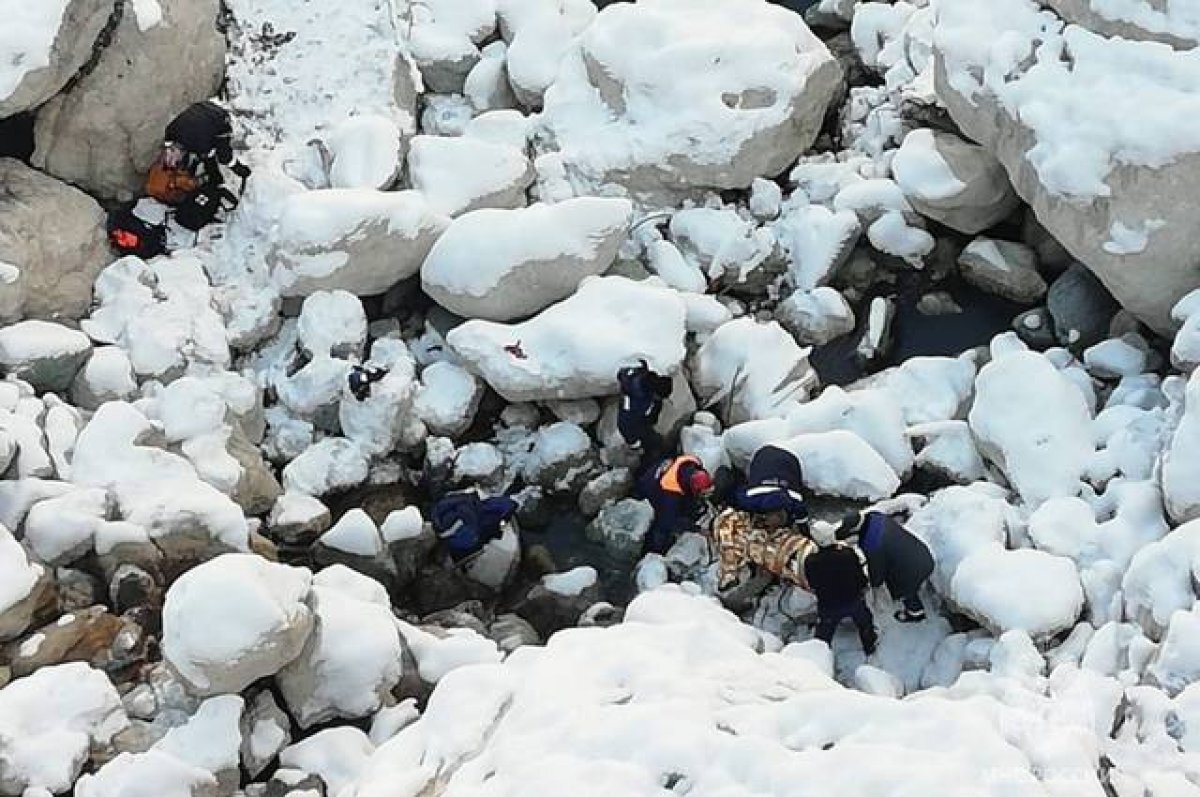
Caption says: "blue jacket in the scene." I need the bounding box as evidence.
[858,511,935,599]
[617,364,667,445]
[432,491,518,561]
[733,445,808,526]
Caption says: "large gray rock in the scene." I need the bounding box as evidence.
[0,0,116,117]
[957,238,1046,304]
[269,189,450,299]
[32,0,226,199]
[891,128,1019,235]
[422,198,632,321]
[0,159,111,323]
[1042,0,1199,48]
[1047,263,1119,351]
[933,2,1200,335]
[539,0,842,193]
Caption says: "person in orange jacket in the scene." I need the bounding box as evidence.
[636,454,716,554]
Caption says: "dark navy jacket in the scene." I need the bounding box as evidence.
[804,544,868,614]
[432,491,518,562]
[858,511,935,599]
[636,457,707,554]
[617,364,668,450]
[732,445,808,527]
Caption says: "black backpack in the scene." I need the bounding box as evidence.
[165,101,233,164]
[106,205,168,259]
[173,185,239,232]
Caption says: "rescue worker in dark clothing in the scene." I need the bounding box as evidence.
[804,522,877,655]
[616,359,673,459]
[348,364,388,401]
[730,445,809,533]
[636,454,715,555]
[838,510,935,622]
[431,489,519,564]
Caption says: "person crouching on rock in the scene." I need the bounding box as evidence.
[616,358,673,461]
[805,521,877,656]
[837,509,935,623]
[730,444,809,534]
[431,488,518,565]
[348,363,389,401]
[637,453,715,555]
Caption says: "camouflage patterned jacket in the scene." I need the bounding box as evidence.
[711,508,815,590]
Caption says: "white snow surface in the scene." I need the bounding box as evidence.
[0,0,70,101]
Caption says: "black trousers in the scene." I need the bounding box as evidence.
[814,598,877,652]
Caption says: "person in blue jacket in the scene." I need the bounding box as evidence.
[616,359,673,460]
[838,509,935,622]
[731,445,809,532]
[431,489,518,564]
[636,454,716,555]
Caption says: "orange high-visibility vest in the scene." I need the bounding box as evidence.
[659,455,702,495]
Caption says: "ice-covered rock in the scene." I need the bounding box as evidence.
[539,0,842,192]
[1083,337,1148,380]
[0,662,127,795]
[1146,608,1200,695]
[968,343,1093,506]
[448,276,687,402]
[407,135,534,217]
[1170,289,1200,372]
[0,0,116,117]
[777,287,856,346]
[957,238,1046,305]
[774,430,900,500]
[32,0,226,198]
[691,317,816,424]
[281,438,370,497]
[0,158,111,324]
[909,421,986,485]
[413,361,483,438]
[932,0,1200,335]
[891,128,1019,235]
[1163,370,1200,524]
[70,346,138,410]
[278,581,404,727]
[951,548,1084,639]
[268,189,450,298]
[0,320,91,393]
[152,694,244,794]
[162,554,314,696]
[325,114,404,190]
[422,198,631,321]
[586,498,653,560]
[465,42,519,112]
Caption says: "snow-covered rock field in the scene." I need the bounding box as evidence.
[4,0,1200,794]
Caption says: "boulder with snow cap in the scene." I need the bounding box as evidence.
[957,238,1046,305]
[268,189,450,299]
[281,438,370,498]
[586,498,652,561]
[70,346,138,410]
[413,361,484,438]
[1040,0,1200,48]
[950,547,1084,639]
[0,320,92,393]
[312,509,397,591]
[32,0,226,198]
[0,524,54,642]
[162,553,314,696]
[891,128,1019,235]
[932,0,1200,335]
[422,198,632,322]
[777,287,856,346]
[407,135,535,217]
[0,158,111,325]
[448,276,687,402]
[402,0,497,93]
[515,566,602,637]
[325,115,404,190]
[497,0,597,108]
[539,0,842,192]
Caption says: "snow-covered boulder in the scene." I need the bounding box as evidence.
[70,346,137,410]
[968,342,1093,506]
[152,694,245,794]
[0,158,111,324]
[422,198,631,321]
[402,0,496,93]
[0,523,51,641]
[0,662,127,795]
[771,202,861,292]
[691,317,816,424]
[539,0,843,193]
[951,548,1084,639]
[891,128,1019,235]
[325,115,404,190]
[1122,520,1200,638]
[278,581,404,728]
[0,320,91,393]
[279,726,376,797]
[498,0,596,108]
[932,0,1200,334]
[162,554,314,696]
[1041,0,1200,48]
[413,361,483,438]
[669,206,778,292]
[32,0,226,198]
[586,498,653,560]
[1146,608,1200,695]
[1162,370,1200,524]
[777,287,856,346]
[281,438,370,497]
[448,276,687,402]
[407,135,534,217]
[269,189,450,299]
[75,749,217,797]
[0,0,116,117]
[775,430,901,500]
[240,690,291,778]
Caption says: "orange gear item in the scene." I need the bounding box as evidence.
[659,455,704,495]
[145,156,200,205]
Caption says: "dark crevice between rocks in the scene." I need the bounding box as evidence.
[0,113,36,162]
[59,0,127,98]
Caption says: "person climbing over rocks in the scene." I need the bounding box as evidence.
[431,488,518,566]
[347,363,388,401]
[838,509,935,623]
[711,503,815,591]
[730,444,809,534]
[616,358,673,460]
[805,521,877,656]
[637,453,715,555]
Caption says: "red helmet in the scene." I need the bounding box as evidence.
[688,468,715,496]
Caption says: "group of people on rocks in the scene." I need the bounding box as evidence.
[426,359,936,657]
